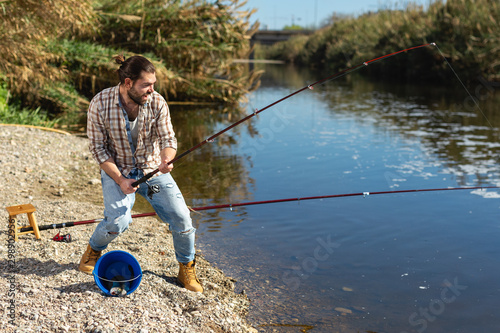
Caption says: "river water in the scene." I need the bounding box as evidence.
[169,63,500,332]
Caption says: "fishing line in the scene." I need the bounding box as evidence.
[431,43,494,129]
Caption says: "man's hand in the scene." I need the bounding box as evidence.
[159,147,176,174]
[100,158,138,194]
[119,177,138,194]
[159,158,174,174]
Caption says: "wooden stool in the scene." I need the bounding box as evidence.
[6,204,41,242]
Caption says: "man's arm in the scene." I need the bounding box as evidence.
[87,96,112,166]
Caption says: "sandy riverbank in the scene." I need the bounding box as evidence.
[0,125,257,332]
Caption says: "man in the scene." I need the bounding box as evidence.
[79,55,202,293]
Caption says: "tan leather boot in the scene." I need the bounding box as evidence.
[79,244,102,275]
[177,260,203,293]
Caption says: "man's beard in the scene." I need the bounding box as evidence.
[128,86,150,105]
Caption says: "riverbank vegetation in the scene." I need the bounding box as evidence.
[261,0,499,83]
[0,0,259,128]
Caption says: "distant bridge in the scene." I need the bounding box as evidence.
[250,29,314,46]
[248,29,314,61]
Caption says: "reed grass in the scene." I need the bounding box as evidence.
[89,0,261,103]
[0,0,260,127]
[0,0,95,106]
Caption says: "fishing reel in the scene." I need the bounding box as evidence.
[52,232,72,243]
[147,183,161,199]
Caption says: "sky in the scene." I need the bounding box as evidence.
[243,0,432,30]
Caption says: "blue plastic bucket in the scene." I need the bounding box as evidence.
[92,250,142,296]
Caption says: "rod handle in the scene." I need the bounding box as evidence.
[131,169,159,187]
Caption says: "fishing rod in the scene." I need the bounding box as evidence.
[131,43,436,187]
[20,185,498,233]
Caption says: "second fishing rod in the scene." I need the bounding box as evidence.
[21,186,499,233]
[132,43,435,187]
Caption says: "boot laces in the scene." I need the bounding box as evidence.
[87,249,101,263]
[184,263,197,283]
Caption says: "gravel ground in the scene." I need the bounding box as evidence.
[0,125,257,333]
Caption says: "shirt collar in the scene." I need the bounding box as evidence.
[113,83,121,107]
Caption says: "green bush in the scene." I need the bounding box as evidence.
[0,81,58,127]
[263,0,500,83]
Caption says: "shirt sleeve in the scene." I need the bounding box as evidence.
[156,100,178,151]
[87,95,111,165]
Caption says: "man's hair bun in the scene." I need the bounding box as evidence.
[113,55,126,65]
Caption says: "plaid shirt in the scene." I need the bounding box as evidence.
[87,84,177,177]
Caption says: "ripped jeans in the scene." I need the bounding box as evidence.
[89,169,196,263]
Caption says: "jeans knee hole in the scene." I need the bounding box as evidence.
[179,228,195,235]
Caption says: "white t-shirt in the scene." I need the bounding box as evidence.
[129,118,139,149]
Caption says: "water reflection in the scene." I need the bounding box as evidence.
[258,63,500,187]
[319,75,500,187]
[165,104,257,233]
